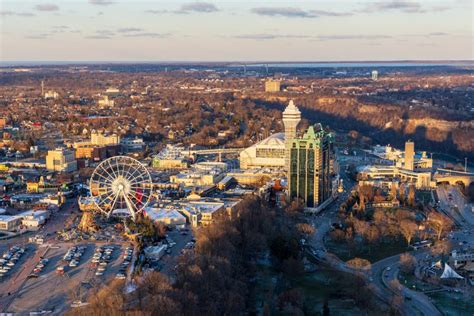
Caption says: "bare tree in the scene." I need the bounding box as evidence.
[427,211,452,240]
[399,253,417,275]
[400,219,418,246]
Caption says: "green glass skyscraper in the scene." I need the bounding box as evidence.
[287,124,334,209]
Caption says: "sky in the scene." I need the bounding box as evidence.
[0,0,473,62]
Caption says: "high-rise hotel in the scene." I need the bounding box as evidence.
[287,123,334,209]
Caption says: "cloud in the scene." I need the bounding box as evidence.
[85,29,115,39]
[96,29,115,36]
[145,10,169,14]
[403,32,451,37]
[359,1,451,14]
[428,32,449,36]
[122,32,170,38]
[0,10,35,17]
[361,1,423,13]
[179,2,219,13]
[251,7,316,18]
[85,35,113,39]
[89,0,115,5]
[310,10,353,17]
[34,4,59,12]
[25,33,51,39]
[117,27,144,33]
[250,7,351,18]
[233,33,393,41]
[315,34,392,40]
[146,2,219,15]
[234,33,311,40]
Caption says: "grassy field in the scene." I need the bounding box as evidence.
[253,263,388,315]
[325,238,408,263]
[428,291,474,316]
[294,269,374,315]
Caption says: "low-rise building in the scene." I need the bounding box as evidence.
[19,210,50,229]
[358,165,434,189]
[153,144,189,170]
[185,201,225,226]
[144,207,187,228]
[170,162,227,187]
[143,244,167,260]
[0,215,22,231]
[120,137,145,153]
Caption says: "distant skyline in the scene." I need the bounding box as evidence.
[1,0,473,62]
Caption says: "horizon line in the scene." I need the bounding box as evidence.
[1,59,473,68]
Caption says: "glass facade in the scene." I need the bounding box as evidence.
[287,125,334,208]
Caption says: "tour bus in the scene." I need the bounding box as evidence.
[410,240,432,250]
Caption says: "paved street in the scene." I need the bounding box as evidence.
[437,185,474,226]
[305,156,443,316]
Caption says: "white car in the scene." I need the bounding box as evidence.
[115,273,126,279]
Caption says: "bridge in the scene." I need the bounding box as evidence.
[434,169,474,187]
[183,148,244,161]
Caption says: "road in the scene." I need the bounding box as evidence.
[306,156,441,316]
[437,185,474,226]
[371,250,441,316]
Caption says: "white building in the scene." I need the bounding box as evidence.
[19,210,49,229]
[144,207,186,228]
[0,215,22,231]
[143,244,167,260]
[239,100,301,170]
[170,162,227,187]
[358,165,434,189]
[240,133,286,169]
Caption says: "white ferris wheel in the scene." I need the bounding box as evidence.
[90,156,152,221]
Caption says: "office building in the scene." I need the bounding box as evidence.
[44,90,59,99]
[404,141,415,171]
[120,137,145,153]
[91,131,120,146]
[46,148,77,172]
[98,95,115,107]
[287,124,334,209]
[265,79,281,92]
[371,70,378,81]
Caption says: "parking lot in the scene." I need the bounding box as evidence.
[2,241,130,315]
